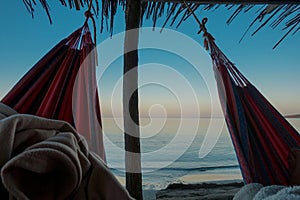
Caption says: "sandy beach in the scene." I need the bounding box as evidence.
[116,173,243,200]
[143,173,244,200]
[156,181,243,200]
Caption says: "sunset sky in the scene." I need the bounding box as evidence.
[0,1,299,118]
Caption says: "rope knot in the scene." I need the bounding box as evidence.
[197,17,208,35]
[201,18,208,34]
[85,10,93,19]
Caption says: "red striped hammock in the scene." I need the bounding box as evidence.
[205,32,300,185]
[1,23,105,160]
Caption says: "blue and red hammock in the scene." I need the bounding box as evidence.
[1,23,105,160]
[204,32,300,186]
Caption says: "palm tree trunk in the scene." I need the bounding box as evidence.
[123,0,143,199]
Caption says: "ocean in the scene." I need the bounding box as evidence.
[102,118,300,190]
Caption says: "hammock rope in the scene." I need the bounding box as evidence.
[84,0,97,46]
[182,1,300,186]
[203,20,300,186]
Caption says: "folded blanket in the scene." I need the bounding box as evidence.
[234,183,300,200]
[0,103,133,200]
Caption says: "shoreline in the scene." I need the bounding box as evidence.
[156,181,244,200]
[143,173,243,200]
[178,173,242,184]
[116,172,243,199]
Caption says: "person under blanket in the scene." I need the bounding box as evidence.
[0,103,133,200]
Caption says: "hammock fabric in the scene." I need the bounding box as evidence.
[204,32,300,186]
[1,23,105,160]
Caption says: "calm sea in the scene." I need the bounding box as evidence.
[102,118,300,190]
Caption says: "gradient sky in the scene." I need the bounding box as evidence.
[0,1,299,118]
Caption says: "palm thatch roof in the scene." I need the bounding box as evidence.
[23,0,299,47]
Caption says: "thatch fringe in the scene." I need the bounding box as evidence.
[23,0,299,47]
[22,0,96,23]
[141,2,300,48]
[141,2,300,47]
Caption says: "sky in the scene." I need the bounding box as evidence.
[0,1,299,118]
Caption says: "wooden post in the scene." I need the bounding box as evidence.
[123,0,143,200]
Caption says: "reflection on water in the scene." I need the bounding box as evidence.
[102,117,300,189]
[288,118,300,132]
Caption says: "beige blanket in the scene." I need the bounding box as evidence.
[0,103,133,200]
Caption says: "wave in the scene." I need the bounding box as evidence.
[110,164,239,172]
[158,164,239,172]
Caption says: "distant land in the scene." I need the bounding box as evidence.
[285,114,300,118]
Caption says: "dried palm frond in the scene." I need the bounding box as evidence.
[141,2,300,48]
[22,0,95,23]
[23,0,300,47]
